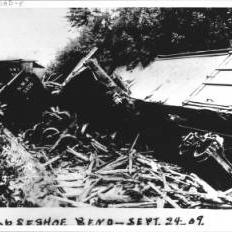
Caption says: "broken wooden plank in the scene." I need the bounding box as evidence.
[67,146,89,162]
[148,182,180,208]
[79,178,101,201]
[62,47,98,87]
[43,156,61,167]
[109,202,157,208]
[128,150,135,175]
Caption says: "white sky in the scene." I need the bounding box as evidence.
[0,8,76,67]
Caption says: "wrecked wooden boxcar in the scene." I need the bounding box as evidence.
[115,48,232,189]
[0,59,49,129]
[2,49,232,190]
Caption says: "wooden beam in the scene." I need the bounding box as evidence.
[62,47,98,87]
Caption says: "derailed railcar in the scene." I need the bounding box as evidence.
[1,50,232,190]
[56,49,232,190]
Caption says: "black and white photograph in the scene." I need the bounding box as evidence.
[1,1,232,228]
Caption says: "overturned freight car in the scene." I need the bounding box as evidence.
[116,48,232,189]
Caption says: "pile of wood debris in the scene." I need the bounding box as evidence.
[8,106,230,208]
[1,49,232,208]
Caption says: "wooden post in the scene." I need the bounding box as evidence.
[62,47,98,87]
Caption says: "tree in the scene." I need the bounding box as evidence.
[157,8,232,53]
[49,8,232,78]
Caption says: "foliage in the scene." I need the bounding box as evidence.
[49,8,232,78]
[158,8,232,53]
